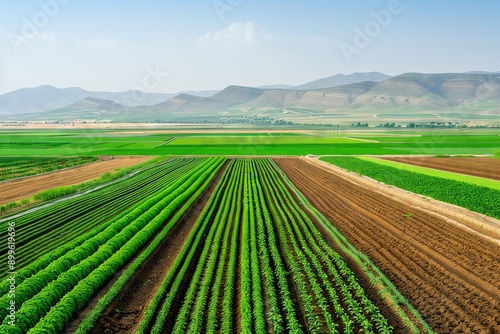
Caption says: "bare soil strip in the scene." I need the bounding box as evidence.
[76,160,228,334]
[274,157,500,333]
[383,156,500,181]
[0,156,151,205]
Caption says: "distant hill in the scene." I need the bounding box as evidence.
[15,97,129,121]
[137,85,265,115]
[64,97,126,112]
[292,72,391,90]
[237,81,377,111]
[0,85,217,115]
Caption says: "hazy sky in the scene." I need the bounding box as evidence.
[0,0,499,94]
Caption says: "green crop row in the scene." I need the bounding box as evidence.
[4,156,435,333]
[272,159,433,333]
[0,157,224,333]
[0,156,98,181]
[73,156,223,333]
[0,157,195,270]
[258,158,396,333]
[135,159,237,334]
[249,160,301,333]
[322,156,500,220]
[135,158,400,333]
[0,156,169,215]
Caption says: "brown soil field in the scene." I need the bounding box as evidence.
[275,157,500,333]
[0,156,151,205]
[383,156,500,181]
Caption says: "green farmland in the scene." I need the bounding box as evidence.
[1,126,499,333]
[0,128,499,156]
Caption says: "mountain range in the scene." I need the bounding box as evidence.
[2,72,500,124]
[0,72,390,116]
[0,85,218,116]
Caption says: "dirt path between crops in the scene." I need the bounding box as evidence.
[0,156,151,205]
[382,156,500,181]
[66,160,228,334]
[274,157,500,333]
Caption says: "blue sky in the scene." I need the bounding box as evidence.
[0,0,499,94]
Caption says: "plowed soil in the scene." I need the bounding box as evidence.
[275,157,500,333]
[0,156,150,205]
[383,156,500,181]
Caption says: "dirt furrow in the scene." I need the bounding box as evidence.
[274,157,500,333]
[280,164,486,329]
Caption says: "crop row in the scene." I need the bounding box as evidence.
[322,156,500,219]
[0,157,201,270]
[73,156,224,334]
[134,158,240,334]
[134,158,395,333]
[272,159,432,333]
[257,159,394,333]
[0,156,98,181]
[0,157,225,333]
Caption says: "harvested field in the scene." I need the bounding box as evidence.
[383,156,500,180]
[275,157,500,333]
[0,156,150,205]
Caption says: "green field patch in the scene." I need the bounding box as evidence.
[359,157,500,191]
[0,129,499,156]
[168,136,363,146]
